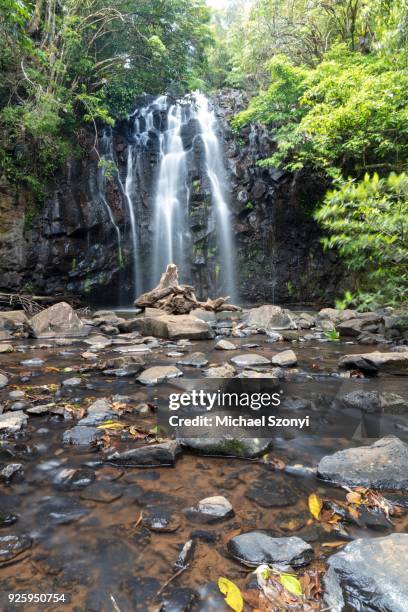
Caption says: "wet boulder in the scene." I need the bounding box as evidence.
[337,313,383,337]
[324,533,408,612]
[227,532,313,567]
[63,425,104,447]
[317,436,408,489]
[176,352,209,367]
[139,310,214,340]
[243,305,297,330]
[185,495,233,523]
[230,353,270,367]
[0,373,8,389]
[137,365,183,385]
[338,351,408,374]
[105,440,181,467]
[215,339,236,350]
[203,363,236,378]
[29,302,86,338]
[0,534,32,563]
[180,436,272,458]
[0,410,27,432]
[271,349,297,367]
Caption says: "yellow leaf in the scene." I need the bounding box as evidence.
[280,573,303,597]
[97,421,124,430]
[218,577,244,612]
[308,493,323,520]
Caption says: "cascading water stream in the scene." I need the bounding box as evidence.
[152,103,190,285]
[117,92,235,302]
[194,92,236,301]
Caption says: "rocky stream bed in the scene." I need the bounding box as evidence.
[1,302,408,611]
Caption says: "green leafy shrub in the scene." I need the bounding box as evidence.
[315,172,408,307]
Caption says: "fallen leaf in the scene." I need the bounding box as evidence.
[218,577,243,612]
[321,541,348,548]
[308,493,323,520]
[279,573,302,597]
[97,421,124,430]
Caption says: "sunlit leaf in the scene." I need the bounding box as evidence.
[308,493,323,520]
[218,577,244,612]
[279,573,303,597]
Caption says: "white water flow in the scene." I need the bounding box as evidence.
[195,93,236,300]
[98,131,122,265]
[122,93,235,300]
[152,104,189,284]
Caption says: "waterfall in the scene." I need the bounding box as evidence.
[194,92,236,301]
[119,93,235,302]
[152,103,190,285]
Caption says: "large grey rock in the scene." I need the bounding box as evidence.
[203,363,236,378]
[337,313,383,337]
[63,426,104,446]
[180,437,272,458]
[317,308,356,324]
[137,365,183,385]
[227,532,312,567]
[271,349,297,366]
[0,410,27,432]
[230,353,270,367]
[0,373,8,388]
[137,311,214,340]
[105,441,180,467]
[0,344,13,353]
[318,436,408,489]
[243,305,297,330]
[29,302,86,338]
[0,310,28,326]
[339,351,408,374]
[324,534,408,611]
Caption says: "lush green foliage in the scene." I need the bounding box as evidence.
[316,172,408,307]
[225,0,408,307]
[0,0,212,195]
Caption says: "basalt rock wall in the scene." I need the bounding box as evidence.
[0,90,342,305]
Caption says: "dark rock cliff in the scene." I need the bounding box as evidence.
[0,90,342,305]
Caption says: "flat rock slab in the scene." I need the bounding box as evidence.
[230,353,270,367]
[141,312,214,340]
[318,436,408,489]
[137,365,183,385]
[0,411,27,432]
[215,340,237,350]
[339,351,408,374]
[63,426,104,447]
[29,302,86,338]
[185,495,233,523]
[245,476,299,508]
[324,533,408,612]
[80,481,123,503]
[105,441,180,467]
[176,352,209,367]
[271,349,297,367]
[180,437,272,458]
[38,495,89,524]
[0,534,32,563]
[227,532,312,567]
[142,507,182,532]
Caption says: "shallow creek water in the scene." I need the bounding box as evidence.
[1,323,408,611]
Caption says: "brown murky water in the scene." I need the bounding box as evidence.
[1,326,407,610]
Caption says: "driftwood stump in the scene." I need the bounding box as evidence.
[134,264,240,314]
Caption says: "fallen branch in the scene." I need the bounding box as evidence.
[134,264,241,314]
